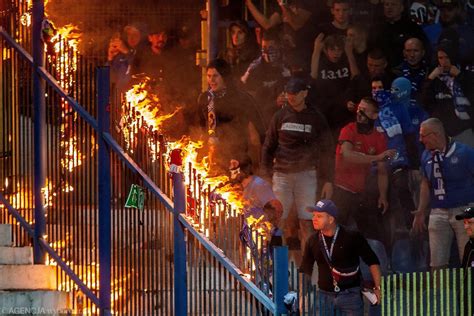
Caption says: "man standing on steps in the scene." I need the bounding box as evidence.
[261,76,335,253]
[300,199,382,315]
[412,118,474,270]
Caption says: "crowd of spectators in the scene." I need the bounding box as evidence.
[106,0,474,276]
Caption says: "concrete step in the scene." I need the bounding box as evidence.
[0,265,56,290]
[0,290,71,312]
[0,247,33,265]
[0,224,13,247]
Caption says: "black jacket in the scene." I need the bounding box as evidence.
[261,104,335,183]
[462,239,474,269]
[369,16,427,68]
[421,71,474,137]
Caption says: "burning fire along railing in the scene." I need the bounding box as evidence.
[121,80,277,295]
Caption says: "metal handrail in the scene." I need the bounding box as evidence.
[0,26,281,314]
[179,214,276,313]
[0,193,100,306]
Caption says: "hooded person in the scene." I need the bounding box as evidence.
[374,76,420,249]
[392,77,429,156]
[220,20,260,80]
[240,28,292,129]
[193,59,265,175]
[421,42,474,147]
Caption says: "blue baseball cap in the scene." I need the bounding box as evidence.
[306,199,339,218]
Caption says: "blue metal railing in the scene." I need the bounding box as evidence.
[0,21,285,316]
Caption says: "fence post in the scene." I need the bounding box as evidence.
[207,0,219,61]
[274,246,289,315]
[32,0,46,264]
[97,66,111,316]
[172,169,187,315]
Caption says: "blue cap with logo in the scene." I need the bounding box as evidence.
[306,199,339,218]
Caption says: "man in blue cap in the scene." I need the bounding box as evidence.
[261,76,335,253]
[300,199,382,315]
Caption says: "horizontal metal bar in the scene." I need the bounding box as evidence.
[0,192,100,306]
[0,27,33,64]
[102,132,174,211]
[178,214,277,314]
[36,66,98,129]
[38,239,101,306]
[0,27,98,130]
[1,27,174,213]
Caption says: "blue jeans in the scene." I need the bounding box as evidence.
[319,287,364,316]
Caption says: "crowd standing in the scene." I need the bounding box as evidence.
[106,0,474,312]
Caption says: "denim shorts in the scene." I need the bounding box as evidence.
[272,169,317,220]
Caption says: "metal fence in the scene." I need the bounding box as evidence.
[0,1,284,315]
[288,263,473,316]
[2,1,474,316]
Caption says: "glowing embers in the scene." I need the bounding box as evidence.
[1,178,33,215]
[45,235,129,315]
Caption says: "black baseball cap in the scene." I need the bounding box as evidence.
[284,77,308,94]
[455,207,474,220]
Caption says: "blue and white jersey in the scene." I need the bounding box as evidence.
[421,142,474,209]
[376,100,415,170]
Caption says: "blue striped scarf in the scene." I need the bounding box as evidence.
[439,72,471,120]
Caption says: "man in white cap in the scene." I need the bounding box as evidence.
[300,199,381,315]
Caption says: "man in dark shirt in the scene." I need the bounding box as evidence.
[310,34,359,137]
[455,206,474,310]
[241,28,291,129]
[261,76,335,252]
[300,199,381,315]
[194,59,264,174]
[456,207,474,269]
[369,0,427,68]
[316,0,352,37]
[393,37,429,106]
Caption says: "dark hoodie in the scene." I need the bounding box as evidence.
[220,20,260,80]
[421,44,474,137]
[261,104,335,183]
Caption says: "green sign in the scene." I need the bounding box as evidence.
[125,184,145,210]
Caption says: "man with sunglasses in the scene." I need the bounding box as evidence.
[412,118,474,270]
[333,97,395,238]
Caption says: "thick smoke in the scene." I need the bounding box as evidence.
[46,0,204,59]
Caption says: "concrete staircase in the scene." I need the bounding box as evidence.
[0,224,71,314]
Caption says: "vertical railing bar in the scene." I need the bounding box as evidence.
[32,0,47,264]
[214,253,217,315]
[468,268,472,316]
[97,66,111,315]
